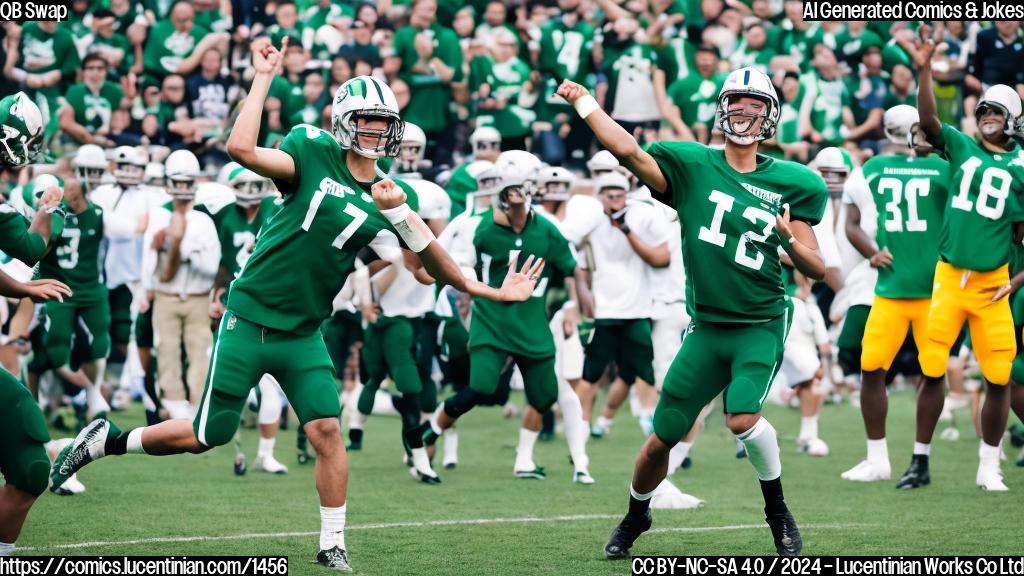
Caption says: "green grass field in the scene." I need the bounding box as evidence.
[16,388,1024,574]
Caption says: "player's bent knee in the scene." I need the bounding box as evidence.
[18,447,51,496]
[980,357,1012,387]
[652,406,691,446]
[726,413,760,436]
[918,348,950,379]
[305,417,343,446]
[200,412,242,448]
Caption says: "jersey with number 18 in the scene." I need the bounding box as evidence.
[227,124,419,335]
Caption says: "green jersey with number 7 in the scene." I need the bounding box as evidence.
[227,123,419,335]
[646,140,827,324]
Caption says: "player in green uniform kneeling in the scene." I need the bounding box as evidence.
[51,39,542,572]
[558,67,828,558]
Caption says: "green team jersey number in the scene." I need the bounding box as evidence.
[935,123,1024,272]
[865,154,949,298]
[227,125,419,335]
[38,203,104,302]
[649,141,827,324]
[469,208,576,358]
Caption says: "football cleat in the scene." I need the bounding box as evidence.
[315,547,353,572]
[841,460,891,482]
[256,455,288,474]
[604,510,652,559]
[52,473,86,496]
[50,418,116,493]
[1015,448,1024,468]
[680,456,693,469]
[590,422,609,439]
[896,456,930,490]
[976,461,1008,492]
[799,437,829,457]
[234,454,247,476]
[409,447,441,484]
[573,470,596,484]
[514,466,546,479]
[939,427,960,441]
[766,509,802,556]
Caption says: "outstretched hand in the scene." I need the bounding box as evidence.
[556,79,590,106]
[251,36,286,75]
[24,279,72,303]
[912,24,936,70]
[498,252,545,302]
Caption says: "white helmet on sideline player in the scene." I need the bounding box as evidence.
[535,166,576,202]
[111,146,148,186]
[469,126,502,159]
[883,105,924,147]
[331,75,404,159]
[164,149,201,200]
[716,67,780,146]
[811,147,852,197]
[225,164,271,207]
[496,169,533,211]
[587,150,619,177]
[594,171,630,195]
[397,122,428,173]
[495,150,542,177]
[73,144,108,191]
[976,84,1022,137]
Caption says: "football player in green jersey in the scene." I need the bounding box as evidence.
[558,66,829,558]
[412,168,582,483]
[0,92,75,558]
[841,105,950,483]
[51,38,542,572]
[901,26,1024,493]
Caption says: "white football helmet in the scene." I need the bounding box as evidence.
[496,169,533,211]
[0,92,44,168]
[586,150,619,177]
[217,161,241,186]
[225,164,271,207]
[495,150,542,177]
[715,67,781,145]
[164,149,200,199]
[594,171,630,194]
[331,75,404,159]
[73,144,108,191]
[466,161,501,212]
[469,126,502,157]
[111,146,148,186]
[144,162,165,187]
[535,166,576,202]
[883,105,924,147]
[397,122,428,173]
[812,147,851,197]
[976,84,1022,137]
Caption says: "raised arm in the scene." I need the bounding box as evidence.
[555,80,668,194]
[225,37,296,182]
[775,206,825,281]
[913,24,942,141]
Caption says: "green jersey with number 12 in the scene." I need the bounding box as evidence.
[935,124,1024,272]
[647,141,827,324]
[863,153,950,299]
[227,125,419,335]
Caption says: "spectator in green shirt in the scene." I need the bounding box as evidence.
[88,9,134,79]
[882,63,917,110]
[142,1,229,85]
[59,54,131,148]
[667,45,726,143]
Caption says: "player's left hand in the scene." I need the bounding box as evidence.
[498,252,545,302]
[991,284,1013,302]
[775,203,794,245]
[563,304,579,337]
[24,279,72,303]
[371,178,407,210]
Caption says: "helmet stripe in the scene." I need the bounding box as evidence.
[743,69,750,85]
[368,77,386,103]
[349,79,366,97]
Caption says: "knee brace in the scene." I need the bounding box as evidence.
[357,380,381,416]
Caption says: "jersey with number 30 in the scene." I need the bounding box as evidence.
[648,141,827,324]
[935,124,1024,272]
[227,125,419,335]
[863,153,950,299]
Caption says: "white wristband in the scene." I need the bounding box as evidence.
[573,95,599,119]
[380,203,435,253]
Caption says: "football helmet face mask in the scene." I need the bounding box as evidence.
[812,147,851,198]
[469,126,502,158]
[332,76,405,159]
[715,67,780,146]
[164,149,201,200]
[0,92,44,168]
[535,166,575,202]
[497,172,533,212]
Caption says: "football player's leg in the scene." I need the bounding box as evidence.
[916,266,969,443]
[606,324,725,560]
[967,289,1015,490]
[255,374,287,474]
[0,370,51,551]
[514,355,557,478]
[79,298,113,418]
[582,321,617,430]
[153,294,190,419]
[105,284,133,391]
[183,295,214,412]
[382,319,426,452]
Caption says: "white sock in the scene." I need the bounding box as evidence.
[913,442,931,457]
[866,438,888,464]
[411,447,435,477]
[558,381,589,471]
[515,428,539,471]
[127,428,146,455]
[0,542,14,556]
[737,418,782,481]
[596,415,612,430]
[258,436,275,459]
[429,406,444,436]
[799,415,818,440]
[348,409,365,430]
[443,428,458,462]
[629,484,654,500]
[979,441,1001,462]
[86,383,109,415]
[319,505,346,551]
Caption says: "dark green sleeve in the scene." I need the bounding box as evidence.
[0,210,48,265]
